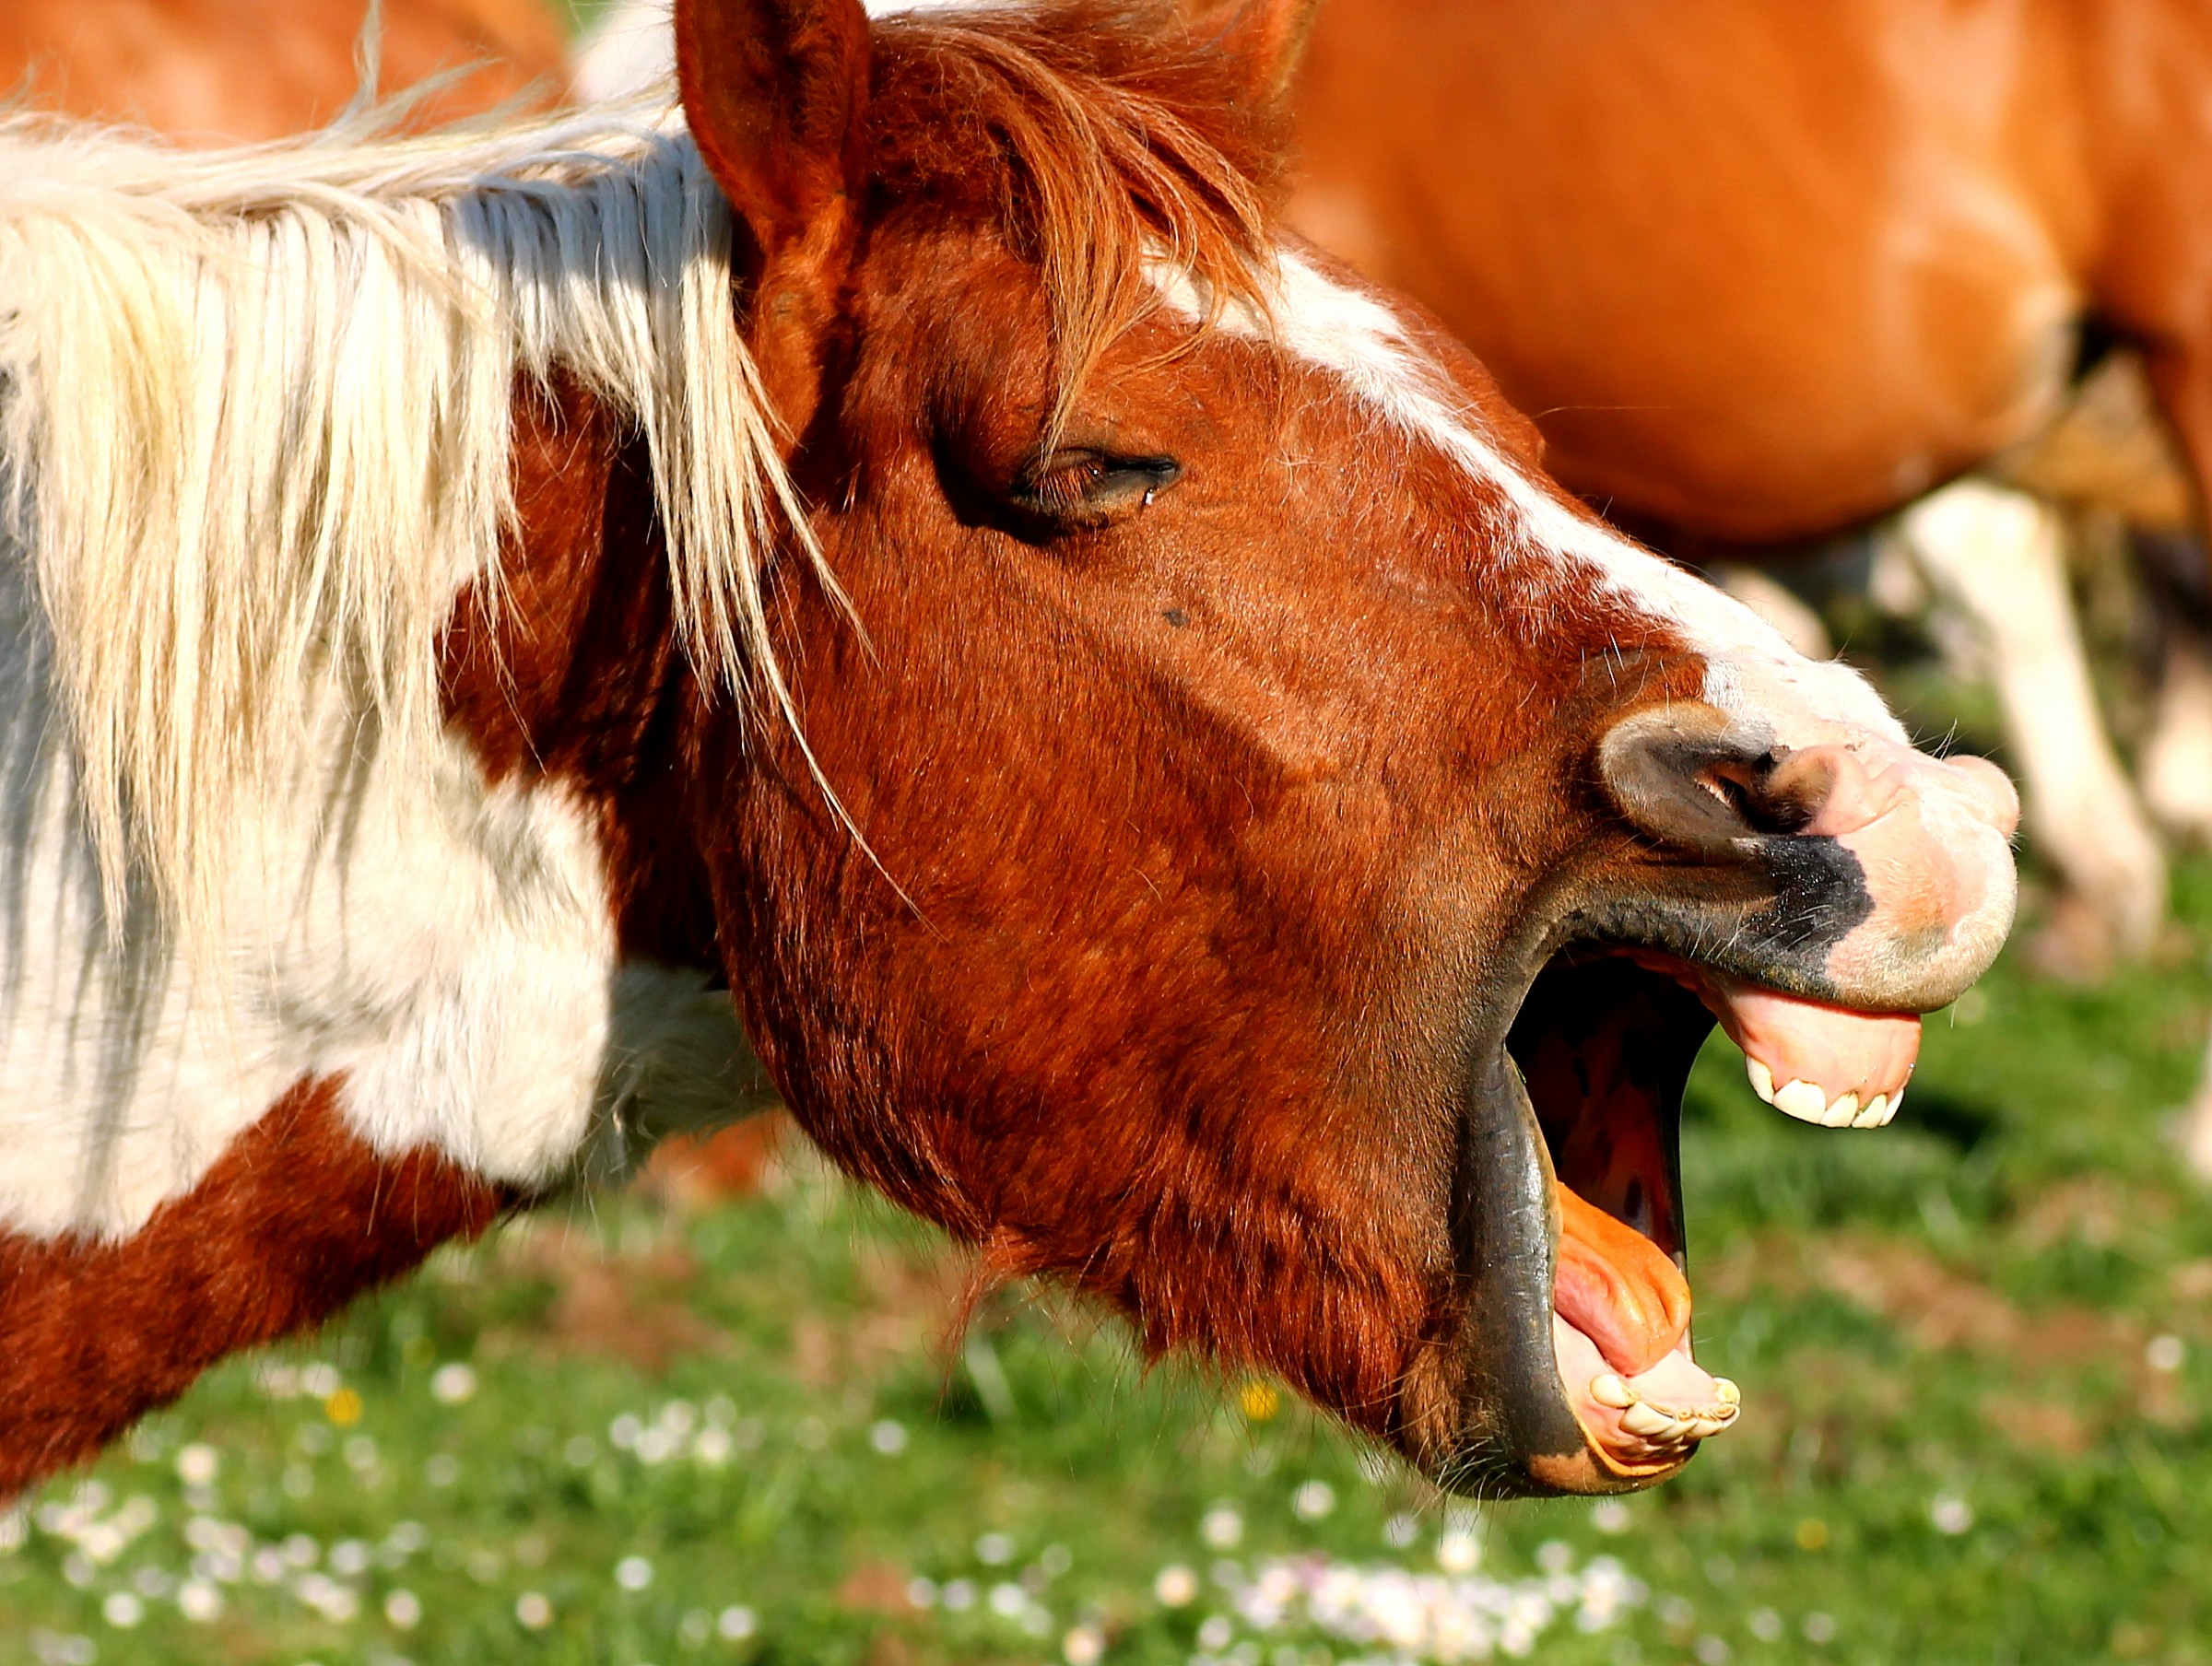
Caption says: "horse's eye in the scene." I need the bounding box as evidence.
[1009,448,1182,528]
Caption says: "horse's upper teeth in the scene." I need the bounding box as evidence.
[1747,1058,1776,1103]
[1772,1078,1830,1121]
[1853,1093,1890,1128]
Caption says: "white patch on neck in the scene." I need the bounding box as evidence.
[0,548,763,1243]
[1178,250,1910,751]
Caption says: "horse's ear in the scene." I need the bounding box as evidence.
[676,0,870,435]
[1203,0,1322,107]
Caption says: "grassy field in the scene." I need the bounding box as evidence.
[7,857,2212,1661]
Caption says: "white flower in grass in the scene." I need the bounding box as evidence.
[717,1605,758,1639]
[1196,1613,1235,1650]
[429,1363,477,1404]
[1930,1495,1973,1535]
[516,1591,554,1629]
[869,1419,909,1455]
[2147,1334,2186,1372]
[1154,1565,1199,1607]
[1062,1623,1104,1665]
[175,1445,220,1487]
[101,1592,143,1627]
[329,1540,371,1577]
[988,1582,1027,1617]
[1436,1529,1481,1574]
[1592,1498,1632,1535]
[616,1555,654,1591]
[177,1578,223,1622]
[1200,1505,1243,1549]
[1290,1481,1335,1520]
[130,1567,172,1600]
[295,1573,359,1623]
[975,1531,1015,1566]
[384,1589,423,1628]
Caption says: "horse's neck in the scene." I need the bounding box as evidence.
[0,375,756,1250]
[0,373,774,1496]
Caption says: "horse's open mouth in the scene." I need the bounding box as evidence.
[1453,944,1919,1492]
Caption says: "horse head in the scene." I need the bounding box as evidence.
[605,0,2021,1496]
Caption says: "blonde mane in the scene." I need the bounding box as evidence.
[0,96,811,935]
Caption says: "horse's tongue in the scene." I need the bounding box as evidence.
[1554,1184,1740,1470]
[1553,1183,1689,1376]
[1700,974,1921,1129]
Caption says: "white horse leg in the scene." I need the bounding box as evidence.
[2180,1026,2212,1183]
[1898,479,2167,963]
[2143,617,2212,845]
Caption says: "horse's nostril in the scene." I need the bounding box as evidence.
[1597,702,1770,851]
[1763,745,1891,839]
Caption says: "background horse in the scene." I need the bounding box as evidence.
[0,0,567,143]
[1287,0,2212,980]
[0,0,2016,1504]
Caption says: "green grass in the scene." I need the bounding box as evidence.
[9,854,2212,1666]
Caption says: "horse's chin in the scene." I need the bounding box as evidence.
[1410,946,1919,1497]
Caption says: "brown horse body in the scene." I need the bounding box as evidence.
[0,0,566,142]
[1294,0,2192,546]
[0,0,2016,1504]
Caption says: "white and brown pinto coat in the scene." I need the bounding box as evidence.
[0,0,2018,1501]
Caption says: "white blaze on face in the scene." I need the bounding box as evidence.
[1253,251,1904,745]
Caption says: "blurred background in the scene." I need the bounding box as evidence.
[7,2,2212,1664]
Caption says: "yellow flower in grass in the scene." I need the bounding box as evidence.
[1240,1380,1280,1423]
[325,1389,363,1426]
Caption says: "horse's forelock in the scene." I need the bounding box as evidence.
[866,0,1285,430]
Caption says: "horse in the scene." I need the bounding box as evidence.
[0,0,567,144]
[0,0,2018,1504]
[1280,0,2212,974]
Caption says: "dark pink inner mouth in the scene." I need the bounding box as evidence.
[1518,952,1922,1474]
